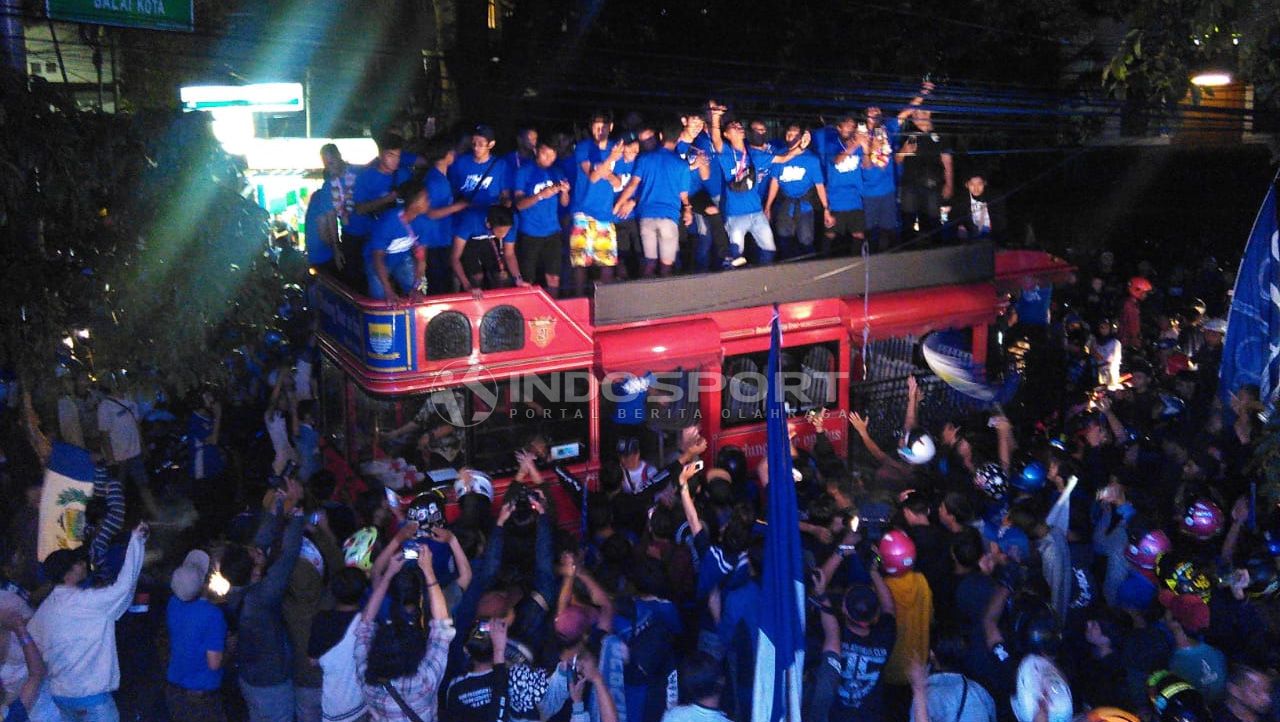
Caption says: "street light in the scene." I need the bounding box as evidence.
[1190,70,1232,87]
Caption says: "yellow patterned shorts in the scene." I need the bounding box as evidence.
[568,213,618,268]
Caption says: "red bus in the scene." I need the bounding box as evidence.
[314,243,1073,512]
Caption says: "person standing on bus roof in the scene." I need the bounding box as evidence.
[364,181,429,305]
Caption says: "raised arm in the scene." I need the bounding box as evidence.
[869,566,895,617]
[903,375,921,435]
[371,521,420,586]
[849,412,889,463]
[418,545,451,625]
[574,567,615,633]
[896,82,933,123]
[677,461,704,537]
[3,615,46,712]
[436,526,472,591]
[362,555,406,623]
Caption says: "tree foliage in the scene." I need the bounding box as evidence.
[0,69,281,398]
[1103,0,1280,109]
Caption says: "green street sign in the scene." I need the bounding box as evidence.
[46,0,194,32]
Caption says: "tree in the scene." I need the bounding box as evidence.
[1103,0,1280,111]
[0,68,281,400]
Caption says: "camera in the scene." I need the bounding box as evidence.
[511,483,534,513]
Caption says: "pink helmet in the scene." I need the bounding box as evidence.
[1180,499,1224,541]
[1125,530,1172,570]
[878,530,917,577]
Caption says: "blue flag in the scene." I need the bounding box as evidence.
[1220,176,1280,416]
[752,307,805,722]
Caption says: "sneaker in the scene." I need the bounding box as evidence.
[729,256,748,268]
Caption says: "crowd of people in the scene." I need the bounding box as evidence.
[302,83,1008,302]
[0,210,1273,722]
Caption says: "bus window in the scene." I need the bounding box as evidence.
[352,386,400,462]
[721,341,839,429]
[319,358,346,451]
[468,371,591,476]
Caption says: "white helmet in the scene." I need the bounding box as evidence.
[453,468,494,501]
[1012,655,1073,722]
[897,429,937,465]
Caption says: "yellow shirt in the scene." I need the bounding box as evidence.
[883,571,933,686]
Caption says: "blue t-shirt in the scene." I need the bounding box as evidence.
[572,139,619,221]
[365,210,420,261]
[448,153,508,240]
[166,596,227,691]
[862,129,899,198]
[752,142,786,199]
[770,153,823,212]
[349,163,410,237]
[675,133,722,197]
[416,168,455,249]
[303,185,334,265]
[633,148,689,222]
[715,144,771,216]
[515,164,564,237]
[611,157,638,223]
[826,147,865,212]
[1015,285,1052,326]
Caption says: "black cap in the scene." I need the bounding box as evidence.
[843,584,880,623]
[619,131,640,144]
[473,124,496,142]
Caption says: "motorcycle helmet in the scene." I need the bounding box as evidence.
[1147,671,1211,722]
[453,469,494,501]
[1155,550,1213,602]
[715,445,748,488]
[1011,459,1047,494]
[1012,655,1072,722]
[1012,597,1062,657]
[1128,277,1153,297]
[1125,530,1172,570]
[897,428,937,465]
[1242,556,1280,600]
[406,488,447,532]
[877,530,917,577]
[1180,498,1224,541]
[974,462,1009,502]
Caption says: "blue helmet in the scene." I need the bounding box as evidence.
[1012,460,1047,494]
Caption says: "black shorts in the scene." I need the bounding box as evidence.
[616,219,641,254]
[517,233,562,280]
[829,210,866,236]
[461,237,502,279]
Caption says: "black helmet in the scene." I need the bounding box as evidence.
[716,445,748,489]
[406,488,447,532]
[1147,671,1210,722]
[1011,595,1061,657]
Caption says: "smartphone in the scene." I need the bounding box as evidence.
[401,541,419,560]
[850,515,861,533]
[384,487,402,510]
[308,511,322,526]
[690,460,704,473]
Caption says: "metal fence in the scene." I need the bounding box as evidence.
[851,334,987,461]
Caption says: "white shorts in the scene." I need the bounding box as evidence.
[639,218,680,264]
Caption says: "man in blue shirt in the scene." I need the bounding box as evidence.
[861,121,904,253]
[709,107,809,265]
[416,140,470,295]
[502,126,538,240]
[764,125,831,259]
[569,111,622,293]
[822,120,867,256]
[611,132,642,279]
[451,205,527,297]
[302,184,337,275]
[320,143,359,282]
[673,110,728,271]
[364,181,428,303]
[448,124,510,247]
[514,139,571,297]
[349,133,411,285]
[614,126,692,277]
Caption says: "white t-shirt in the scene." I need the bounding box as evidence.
[318,616,367,722]
[97,396,142,461]
[294,358,315,401]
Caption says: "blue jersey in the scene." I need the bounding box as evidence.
[715,144,771,216]
[611,156,638,223]
[515,164,564,237]
[365,210,420,261]
[302,185,334,265]
[675,132,722,197]
[416,168,455,249]
[634,148,689,222]
[349,163,411,236]
[770,152,823,213]
[825,148,865,212]
[448,154,508,240]
[572,139,619,220]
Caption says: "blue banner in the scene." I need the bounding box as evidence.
[752,307,805,722]
[1220,177,1280,415]
[313,283,416,373]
